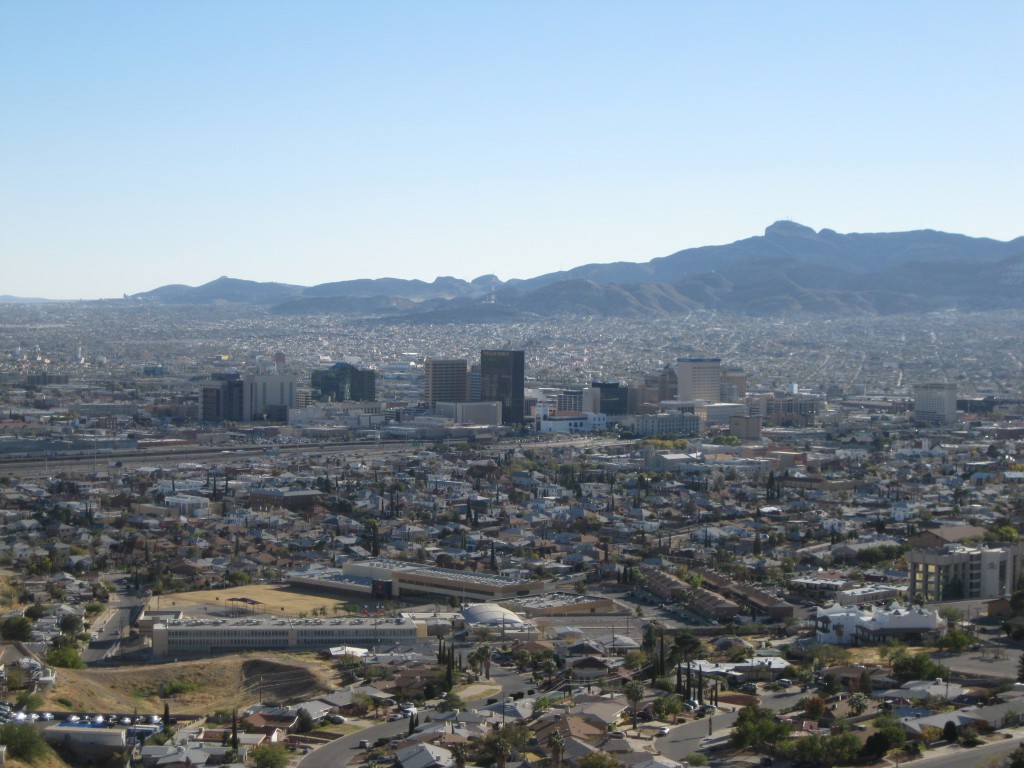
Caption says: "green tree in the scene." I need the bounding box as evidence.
[58,613,83,635]
[860,713,906,759]
[891,650,948,684]
[1018,652,1024,684]
[296,708,314,733]
[848,692,870,716]
[0,615,33,641]
[942,720,959,742]
[45,646,84,669]
[731,704,793,750]
[436,692,465,713]
[251,743,289,768]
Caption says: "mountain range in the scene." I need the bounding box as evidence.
[127,221,1024,319]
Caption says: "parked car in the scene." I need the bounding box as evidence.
[657,726,670,736]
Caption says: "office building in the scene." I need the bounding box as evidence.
[311,362,376,402]
[675,358,721,402]
[200,373,244,422]
[586,381,628,415]
[908,541,1024,601]
[729,414,762,441]
[424,359,469,407]
[480,350,525,425]
[631,411,701,437]
[914,382,957,425]
[242,374,297,422]
[721,366,747,401]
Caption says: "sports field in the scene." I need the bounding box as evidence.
[148,583,361,618]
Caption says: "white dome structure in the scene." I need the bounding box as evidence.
[461,603,527,629]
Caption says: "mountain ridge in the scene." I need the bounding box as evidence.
[119,222,1024,317]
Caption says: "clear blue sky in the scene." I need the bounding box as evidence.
[2,1,1021,300]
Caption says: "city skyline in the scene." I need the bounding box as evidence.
[2,2,1022,300]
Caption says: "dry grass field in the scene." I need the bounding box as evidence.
[147,584,359,618]
[37,653,335,716]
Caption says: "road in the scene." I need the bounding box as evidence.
[905,734,1024,768]
[298,664,532,768]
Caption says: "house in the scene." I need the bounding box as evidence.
[394,743,454,768]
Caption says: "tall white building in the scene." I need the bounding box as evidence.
[914,382,957,425]
[243,374,297,421]
[675,358,721,402]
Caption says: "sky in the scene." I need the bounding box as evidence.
[1,2,1022,300]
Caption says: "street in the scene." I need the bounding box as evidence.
[298,664,532,768]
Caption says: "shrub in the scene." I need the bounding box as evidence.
[46,646,84,669]
[0,723,50,762]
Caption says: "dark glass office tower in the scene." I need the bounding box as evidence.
[479,349,525,425]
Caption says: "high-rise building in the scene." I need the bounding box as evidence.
[586,381,628,415]
[914,382,957,425]
[200,372,244,422]
[424,359,469,407]
[480,350,525,425]
[243,374,297,422]
[675,357,721,402]
[721,366,747,401]
[311,362,376,403]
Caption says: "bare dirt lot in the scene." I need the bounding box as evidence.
[40,653,335,715]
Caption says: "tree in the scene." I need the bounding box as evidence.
[436,692,465,713]
[451,743,468,768]
[942,720,959,743]
[163,702,170,728]
[624,680,646,730]
[296,708,314,733]
[803,695,826,720]
[58,614,81,638]
[577,752,619,768]
[251,744,289,768]
[1017,652,1024,684]
[45,646,84,669]
[848,692,870,716]
[891,650,948,684]
[0,615,33,641]
[231,710,239,751]
[860,713,906,759]
[939,627,974,653]
[1006,744,1024,768]
[547,729,565,768]
[731,704,792,750]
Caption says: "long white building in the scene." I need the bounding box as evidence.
[151,615,424,657]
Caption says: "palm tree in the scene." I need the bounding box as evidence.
[495,737,513,768]
[547,729,565,768]
[624,680,646,731]
[451,743,467,768]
